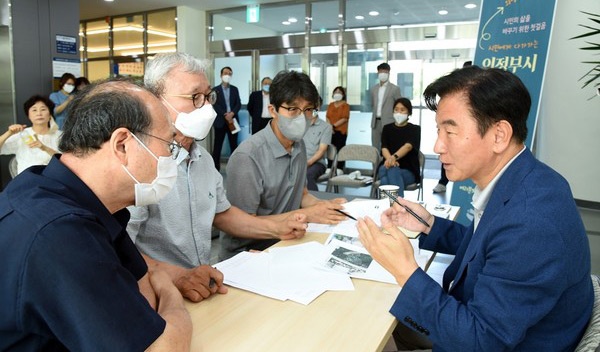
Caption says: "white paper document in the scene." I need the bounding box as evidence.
[215,242,354,305]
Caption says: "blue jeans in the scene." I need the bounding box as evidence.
[377,166,415,197]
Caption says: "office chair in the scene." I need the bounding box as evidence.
[575,274,600,351]
[372,150,425,201]
[8,156,17,179]
[326,144,380,198]
[317,144,338,184]
[404,151,425,201]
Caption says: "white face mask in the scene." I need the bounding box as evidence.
[332,93,343,101]
[222,75,232,84]
[378,72,389,83]
[122,133,178,206]
[63,84,75,94]
[393,113,409,125]
[277,112,308,142]
[163,98,217,140]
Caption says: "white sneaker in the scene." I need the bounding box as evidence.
[433,183,446,193]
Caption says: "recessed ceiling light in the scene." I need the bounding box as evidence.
[355,15,364,20]
[282,21,291,25]
[224,26,232,30]
[438,9,449,15]
[104,0,114,2]
[464,3,477,9]
[288,17,297,23]
[369,11,379,16]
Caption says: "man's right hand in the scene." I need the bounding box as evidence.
[174,265,228,302]
[276,212,308,240]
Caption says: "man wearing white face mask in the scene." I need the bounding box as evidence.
[370,62,402,150]
[0,80,192,350]
[211,66,241,171]
[377,97,421,197]
[221,70,349,260]
[128,53,309,303]
[248,76,273,134]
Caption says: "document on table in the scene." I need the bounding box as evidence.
[215,242,354,305]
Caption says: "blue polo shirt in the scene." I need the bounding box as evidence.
[0,156,165,351]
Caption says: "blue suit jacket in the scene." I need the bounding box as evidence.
[213,84,241,129]
[392,148,593,351]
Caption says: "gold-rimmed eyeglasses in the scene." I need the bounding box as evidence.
[279,105,317,118]
[166,90,217,109]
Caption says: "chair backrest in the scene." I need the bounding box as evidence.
[336,144,380,176]
[8,156,17,179]
[417,151,425,183]
[325,144,338,179]
[575,275,600,351]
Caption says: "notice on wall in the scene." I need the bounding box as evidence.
[117,62,144,77]
[52,57,81,78]
[56,34,77,55]
[449,0,557,225]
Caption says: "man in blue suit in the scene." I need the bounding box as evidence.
[358,66,593,351]
[212,66,241,171]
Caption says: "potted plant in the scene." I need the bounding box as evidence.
[571,11,600,100]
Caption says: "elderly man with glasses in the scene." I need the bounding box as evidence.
[127,53,309,303]
[220,70,348,260]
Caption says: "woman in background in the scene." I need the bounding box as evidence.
[49,72,76,129]
[377,97,421,197]
[326,86,350,169]
[0,95,61,175]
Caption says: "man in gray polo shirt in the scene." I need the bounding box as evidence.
[221,71,346,260]
[127,53,308,303]
[303,100,332,191]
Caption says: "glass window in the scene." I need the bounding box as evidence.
[113,14,144,57]
[148,9,177,55]
[311,1,339,34]
[212,3,306,41]
[85,19,109,59]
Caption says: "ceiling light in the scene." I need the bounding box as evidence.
[288,17,297,23]
[224,26,232,30]
[282,21,290,25]
[464,3,477,9]
[369,11,379,16]
[355,15,364,20]
[104,0,114,2]
[438,10,449,15]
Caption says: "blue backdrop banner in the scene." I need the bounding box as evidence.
[449,0,557,225]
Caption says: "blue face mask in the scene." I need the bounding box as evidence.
[262,84,270,93]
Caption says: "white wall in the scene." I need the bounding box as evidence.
[537,0,600,204]
[177,6,207,60]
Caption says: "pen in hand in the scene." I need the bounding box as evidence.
[334,209,357,221]
[381,189,430,228]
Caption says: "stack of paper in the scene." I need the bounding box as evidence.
[215,242,354,305]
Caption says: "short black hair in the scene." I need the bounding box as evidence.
[221,66,232,75]
[23,95,55,117]
[270,71,319,109]
[59,79,154,156]
[59,73,76,88]
[423,65,530,143]
[394,97,413,116]
[75,76,90,87]
[332,86,347,101]
[377,63,391,71]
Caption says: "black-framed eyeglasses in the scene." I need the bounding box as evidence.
[166,90,217,109]
[279,105,317,118]
[138,132,183,160]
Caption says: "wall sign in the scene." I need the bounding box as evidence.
[56,34,77,55]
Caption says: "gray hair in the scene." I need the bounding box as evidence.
[59,79,154,156]
[144,52,211,95]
